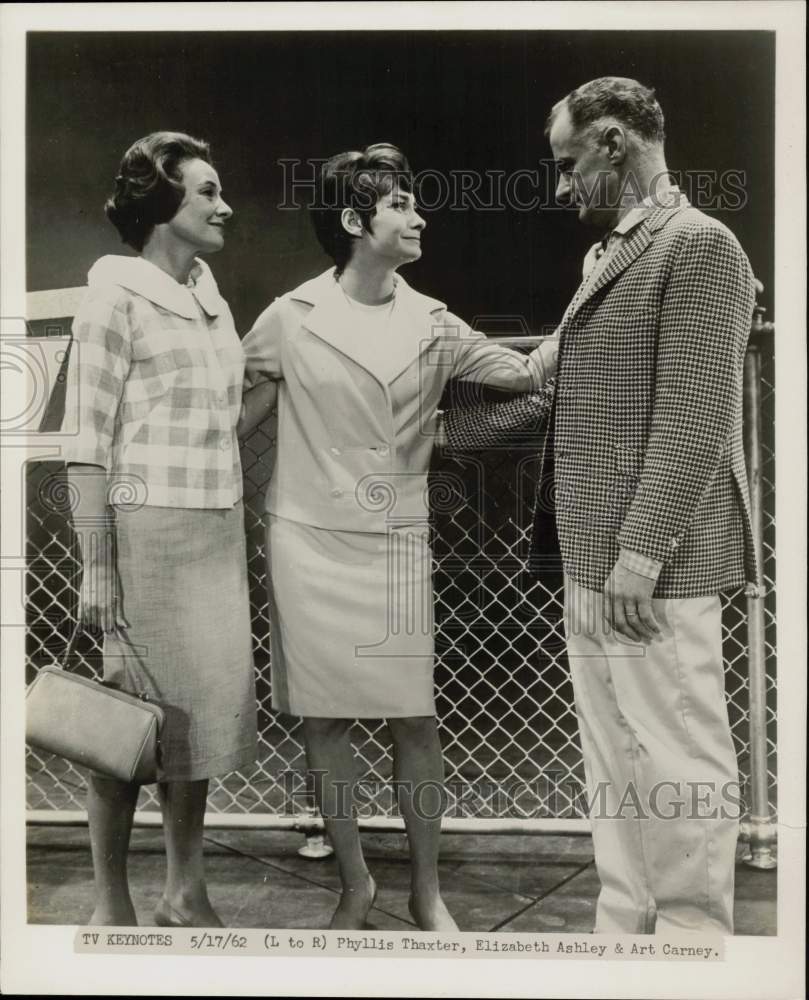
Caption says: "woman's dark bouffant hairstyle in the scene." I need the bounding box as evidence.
[310,143,412,274]
[105,131,212,251]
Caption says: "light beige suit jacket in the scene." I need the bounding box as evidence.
[242,268,550,532]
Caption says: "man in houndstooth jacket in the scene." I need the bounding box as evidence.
[444,77,759,935]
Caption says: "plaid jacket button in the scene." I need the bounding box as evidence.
[330,488,344,499]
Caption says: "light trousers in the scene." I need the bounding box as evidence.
[564,577,740,934]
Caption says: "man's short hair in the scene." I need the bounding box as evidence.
[546,77,665,144]
[310,143,412,274]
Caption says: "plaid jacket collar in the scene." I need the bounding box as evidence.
[565,191,691,324]
[87,255,222,319]
[287,268,448,385]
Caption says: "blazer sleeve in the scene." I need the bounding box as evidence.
[443,379,555,451]
[442,311,554,392]
[242,297,286,386]
[616,223,755,564]
[61,285,132,470]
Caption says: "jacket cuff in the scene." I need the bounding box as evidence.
[618,547,664,582]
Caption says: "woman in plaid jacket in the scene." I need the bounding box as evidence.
[64,132,257,928]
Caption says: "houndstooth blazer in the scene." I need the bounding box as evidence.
[445,198,760,598]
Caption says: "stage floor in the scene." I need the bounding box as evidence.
[26,826,776,935]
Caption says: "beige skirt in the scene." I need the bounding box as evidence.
[266,514,436,718]
[103,502,258,782]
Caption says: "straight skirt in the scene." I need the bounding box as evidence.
[266,514,436,718]
[103,502,258,782]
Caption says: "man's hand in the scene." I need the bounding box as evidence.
[603,560,662,645]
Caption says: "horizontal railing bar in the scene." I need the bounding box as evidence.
[26,810,592,836]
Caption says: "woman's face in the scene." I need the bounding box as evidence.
[164,158,232,254]
[359,186,426,266]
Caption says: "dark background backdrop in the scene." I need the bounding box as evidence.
[27,30,775,333]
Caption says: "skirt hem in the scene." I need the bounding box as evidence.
[152,742,258,784]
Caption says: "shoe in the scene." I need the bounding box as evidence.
[153,898,193,928]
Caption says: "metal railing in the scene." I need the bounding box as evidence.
[22,298,777,867]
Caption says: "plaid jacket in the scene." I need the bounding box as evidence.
[62,255,245,509]
[445,200,760,598]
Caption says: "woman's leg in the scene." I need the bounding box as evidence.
[86,773,139,925]
[156,779,222,927]
[387,716,457,931]
[302,717,376,929]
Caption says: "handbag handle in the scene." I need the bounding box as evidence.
[56,620,140,692]
[56,619,84,671]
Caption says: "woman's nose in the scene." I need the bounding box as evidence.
[412,211,426,231]
[217,197,233,219]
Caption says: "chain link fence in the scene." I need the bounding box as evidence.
[24,326,776,830]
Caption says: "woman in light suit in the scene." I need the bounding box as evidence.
[240,144,557,931]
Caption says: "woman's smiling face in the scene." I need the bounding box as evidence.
[360,186,426,266]
[163,157,233,254]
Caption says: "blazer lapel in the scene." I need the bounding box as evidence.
[298,274,375,371]
[563,201,690,324]
[388,278,447,384]
[292,269,446,387]
[566,223,653,321]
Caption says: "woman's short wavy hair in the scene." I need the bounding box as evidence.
[105,131,212,251]
[310,143,413,274]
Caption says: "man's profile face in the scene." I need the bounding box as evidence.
[549,106,619,230]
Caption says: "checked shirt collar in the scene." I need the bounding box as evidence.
[87,254,222,319]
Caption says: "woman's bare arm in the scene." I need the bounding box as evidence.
[66,463,127,633]
[238,379,279,439]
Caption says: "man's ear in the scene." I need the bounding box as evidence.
[340,207,364,237]
[602,123,627,165]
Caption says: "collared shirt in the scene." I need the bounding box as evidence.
[582,184,683,283]
[62,255,245,509]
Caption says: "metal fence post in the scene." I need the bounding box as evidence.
[740,307,777,870]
